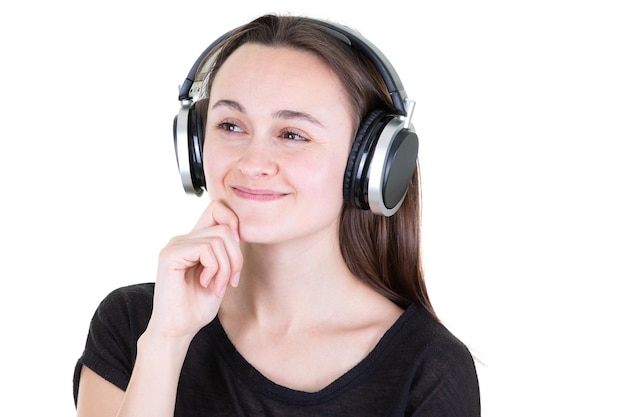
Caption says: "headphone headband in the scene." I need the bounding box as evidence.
[177,31,231,102]
[311,19,410,116]
[177,18,412,119]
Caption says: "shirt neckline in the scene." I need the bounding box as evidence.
[210,303,419,405]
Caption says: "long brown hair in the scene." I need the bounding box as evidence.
[201,14,436,318]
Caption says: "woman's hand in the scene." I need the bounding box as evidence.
[81,202,243,417]
[147,201,243,340]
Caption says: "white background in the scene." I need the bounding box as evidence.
[1,1,624,415]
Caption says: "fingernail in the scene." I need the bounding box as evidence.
[231,272,240,287]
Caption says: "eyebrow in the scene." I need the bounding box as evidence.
[272,109,324,127]
[212,99,244,112]
[212,99,324,127]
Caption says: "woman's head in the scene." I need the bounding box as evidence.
[196,14,435,316]
[201,15,393,134]
[203,42,355,245]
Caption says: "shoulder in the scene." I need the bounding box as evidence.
[395,304,473,358]
[75,283,156,396]
[87,282,155,347]
[89,283,155,340]
[360,302,478,383]
[388,304,481,416]
[94,283,155,316]
[98,282,155,305]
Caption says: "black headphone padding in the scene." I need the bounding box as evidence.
[343,109,388,209]
[188,100,207,192]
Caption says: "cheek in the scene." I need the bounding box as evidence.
[202,142,231,196]
[290,152,348,205]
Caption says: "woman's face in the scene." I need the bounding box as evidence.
[203,43,355,244]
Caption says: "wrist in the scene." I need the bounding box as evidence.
[137,327,194,366]
[119,329,193,417]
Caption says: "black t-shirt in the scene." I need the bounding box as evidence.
[74,283,480,416]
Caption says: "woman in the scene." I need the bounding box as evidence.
[74,14,480,416]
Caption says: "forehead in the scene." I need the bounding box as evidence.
[209,44,352,116]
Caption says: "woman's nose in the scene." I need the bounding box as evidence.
[237,139,279,178]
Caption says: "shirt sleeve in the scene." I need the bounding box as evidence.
[73,283,154,404]
[406,336,481,417]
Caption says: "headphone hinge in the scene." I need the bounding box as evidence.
[402,99,416,129]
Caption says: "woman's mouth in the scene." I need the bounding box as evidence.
[232,186,287,202]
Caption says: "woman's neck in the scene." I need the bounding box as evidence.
[216,235,405,393]
[219,234,367,333]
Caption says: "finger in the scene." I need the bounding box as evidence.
[192,200,240,241]
[192,211,243,289]
[196,246,218,288]
[198,237,232,296]
[189,224,243,276]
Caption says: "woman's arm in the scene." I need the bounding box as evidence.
[76,366,124,417]
[75,201,242,417]
[75,332,192,417]
[115,332,194,417]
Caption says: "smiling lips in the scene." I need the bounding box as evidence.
[232,186,287,202]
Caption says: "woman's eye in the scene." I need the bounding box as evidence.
[217,122,244,133]
[281,130,309,142]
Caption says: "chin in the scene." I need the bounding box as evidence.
[236,215,280,243]
[238,227,279,245]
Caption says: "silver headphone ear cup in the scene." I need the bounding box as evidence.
[173,103,196,194]
[367,117,418,216]
[173,100,207,196]
[343,110,418,216]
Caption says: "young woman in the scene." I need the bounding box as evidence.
[74,14,480,417]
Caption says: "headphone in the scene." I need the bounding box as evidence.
[173,17,418,217]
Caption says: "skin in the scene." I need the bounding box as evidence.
[75,44,402,417]
[204,43,354,245]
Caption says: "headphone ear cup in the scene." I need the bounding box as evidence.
[343,109,419,216]
[375,121,418,214]
[343,109,388,210]
[188,99,208,191]
[173,99,208,195]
